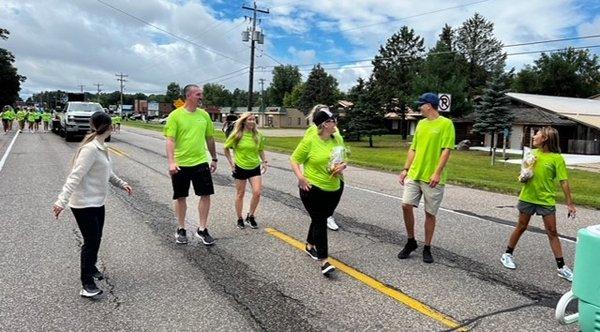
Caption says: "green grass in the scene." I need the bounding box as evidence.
[124,122,600,209]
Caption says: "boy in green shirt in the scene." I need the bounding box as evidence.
[398,93,455,264]
[164,84,218,246]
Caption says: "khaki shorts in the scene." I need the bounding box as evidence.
[402,178,445,215]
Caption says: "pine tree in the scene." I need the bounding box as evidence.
[298,64,339,113]
[340,79,387,147]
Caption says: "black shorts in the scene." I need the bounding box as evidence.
[232,164,261,180]
[171,163,214,199]
[517,200,556,216]
[35,118,42,123]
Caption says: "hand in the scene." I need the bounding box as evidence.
[210,160,217,173]
[298,176,311,191]
[429,173,441,188]
[123,185,133,196]
[567,204,576,219]
[398,169,408,185]
[261,162,268,174]
[169,162,180,175]
[52,204,64,219]
[331,162,346,177]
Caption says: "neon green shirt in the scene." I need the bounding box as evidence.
[163,107,214,167]
[519,149,568,207]
[224,131,265,170]
[41,112,52,122]
[27,112,36,122]
[113,116,122,124]
[408,116,455,185]
[291,129,345,192]
[16,110,27,121]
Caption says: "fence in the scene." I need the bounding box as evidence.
[568,139,600,155]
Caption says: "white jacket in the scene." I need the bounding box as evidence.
[55,139,128,209]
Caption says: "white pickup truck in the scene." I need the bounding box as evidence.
[56,102,110,142]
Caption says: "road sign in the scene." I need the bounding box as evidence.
[438,93,451,112]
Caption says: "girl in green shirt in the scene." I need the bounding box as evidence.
[26,110,36,132]
[16,109,27,132]
[291,105,346,276]
[501,126,576,282]
[224,113,267,229]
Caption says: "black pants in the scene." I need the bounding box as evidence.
[299,182,344,259]
[71,206,105,286]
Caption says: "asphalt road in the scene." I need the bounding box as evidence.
[1,126,595,331]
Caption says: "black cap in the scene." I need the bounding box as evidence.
[313,108,335,126]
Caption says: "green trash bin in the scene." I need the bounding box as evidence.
[556,224,600,331]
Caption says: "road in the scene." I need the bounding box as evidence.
[1,126,593,331]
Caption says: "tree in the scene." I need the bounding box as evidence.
[455,13,506,97]
[269,65,302,106]
[298,64,339,113]
[473,73,514,165]
[0,28,26,107]
[512,48,600,98]
[340,78,387,147]
[283,83,305,108]
[203,83,232,106]
[165,82,181,104]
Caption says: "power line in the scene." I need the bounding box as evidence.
[504,34,600,47]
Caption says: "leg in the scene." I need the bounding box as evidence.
[247,176,262,216]
[542,214,563,259]
[424,212,436,246]
[507,212,532,250]
[402,204,416,239]
[72,207,103,285]
[198,195,210,230]
[174,198,187,229]
[234,179,247,219]
[300,188,316,248]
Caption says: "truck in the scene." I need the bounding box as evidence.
[55,101,110,142]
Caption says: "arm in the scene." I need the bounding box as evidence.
[560,180,576,217]
[166,137,179,175]
[207,137,217,173]
[260,151,268,174]
[429,148,452,188]
[398,148,416,185]
[290,160,310,191]
[224,147,234,170]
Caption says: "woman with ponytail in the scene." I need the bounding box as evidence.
[52,111,133,298]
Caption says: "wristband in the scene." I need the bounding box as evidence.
[212,158,218,162]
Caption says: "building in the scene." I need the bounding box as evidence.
[219,107,309,129]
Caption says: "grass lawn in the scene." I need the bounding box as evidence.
[124,121,600,209]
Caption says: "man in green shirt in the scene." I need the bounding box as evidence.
[164,84,218,246]
[2,106,16,133]
[398,93,455,264]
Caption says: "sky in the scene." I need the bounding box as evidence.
[1,0,599,100]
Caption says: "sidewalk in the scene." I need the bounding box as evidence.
[471,146,600,166]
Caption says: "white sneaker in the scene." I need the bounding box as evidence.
[557,266,573,282]
[501,253,516,269]
[327,216,339,231]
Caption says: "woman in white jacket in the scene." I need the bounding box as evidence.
[53,111,133,298]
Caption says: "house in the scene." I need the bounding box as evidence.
[219,107,309,129]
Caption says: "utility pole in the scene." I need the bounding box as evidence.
[242,2,268,113]
[258,78,265,109]
[93,83,102,103]
[115,73,128,114]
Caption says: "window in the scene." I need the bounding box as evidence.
[287,117,291,126]
[297,117,301,125]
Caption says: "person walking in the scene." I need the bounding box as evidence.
[222,110,238,138]
[16,107,26,132]
[500,127,576,282]
[52,111,133,298]
[26,109,36,133]
[291,105,346,276]
[1,106,15,134]
[223,112,267,229]
[41,110,52,132]
[398,92,455,264]
[164,84,219,246]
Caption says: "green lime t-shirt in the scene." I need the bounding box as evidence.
[16,111,26,121]
[27,113,36,122]
[224,131,265,170]
[408,116,455,185]
[1,110,14,120]
[113,116,122,124]
[41,113,52,122]
[291,130,345,192]
[163,107,214,167]
[519,149,568,207]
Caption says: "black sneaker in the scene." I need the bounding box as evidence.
[80,282,102,298]
[175,228,188,244]
[195,228,215,246]
[245,214,258,229]
[237,218,245,229]
[305,244,318,260]
[321,262,335,276]
[423,248,434,264]
[398,239,418,259]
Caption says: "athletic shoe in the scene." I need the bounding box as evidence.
[557,266,574,282]
[92,269,104,280]
[422,248,434,264]
[305,244,318,260]
[321,262,335,276]
[175,228,188,244]
[80,282,102,298]
[500,253,516,269]
[397,239,418,259]
[196,228,215,246]
[237,218,245,229]
[327,216,339,231]
[245,214,258,229]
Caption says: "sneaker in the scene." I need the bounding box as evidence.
[397,239,418,259]
[92,269,104,280]
[327,216,339,231]
[501,253,516,269]
[80,282,102,298]
[237,218,245,229]
[321,262,335,276]
[245,214,258,229]
[422,248,434,264]
[175,228,188,244]
[305,244,318,260]
[557,266,574,282]
[195,228,215,246]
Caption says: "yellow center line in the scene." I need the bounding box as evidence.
[107,146,127,157]
[265,227,468,331]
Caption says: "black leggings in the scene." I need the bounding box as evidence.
[71,206,105,285]
[299,182,344,259]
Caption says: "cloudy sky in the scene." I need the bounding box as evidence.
[1,0,599,99]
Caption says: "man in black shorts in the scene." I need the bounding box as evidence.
[164,84,219,245]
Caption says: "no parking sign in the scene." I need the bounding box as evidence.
[438,93,451,112]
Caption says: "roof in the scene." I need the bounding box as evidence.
[507,92,600,130]
[455,107,577,126]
